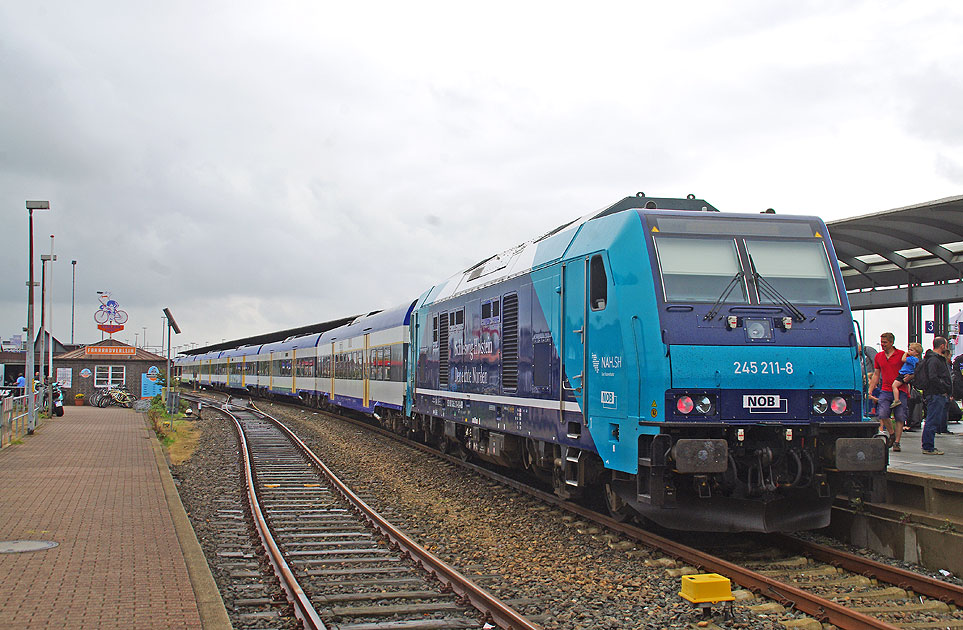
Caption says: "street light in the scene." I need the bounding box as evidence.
[71,260,77,345]
[41,236,56,382]
[25,201,49,434]
[163,308,181,415]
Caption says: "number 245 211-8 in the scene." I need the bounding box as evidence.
[733,361,794,375]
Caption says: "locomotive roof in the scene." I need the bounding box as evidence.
[420,193,721,306]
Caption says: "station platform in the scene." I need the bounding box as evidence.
[0,406,229,630]
[887,423,963,481]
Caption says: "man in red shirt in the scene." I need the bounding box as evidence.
[867,332,909,451]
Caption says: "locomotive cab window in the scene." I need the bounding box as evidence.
[654,236,746,303]
[590,255,607,311]
[745,239,840,305]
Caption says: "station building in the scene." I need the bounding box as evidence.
[55,339,167,401]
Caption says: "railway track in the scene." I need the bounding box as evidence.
[214,397,540,630]
[180,391,963,629]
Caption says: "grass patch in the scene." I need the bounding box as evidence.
[147,395,200,465]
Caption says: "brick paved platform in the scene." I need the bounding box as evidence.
[0,405,227,629]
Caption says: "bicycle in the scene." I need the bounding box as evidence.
[93,292,129,325]
[94,304,128,325]
[90,388,108,408]
[97,386,134,409]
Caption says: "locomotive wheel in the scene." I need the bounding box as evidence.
[445,438,471,462]
[522,438,538,471]
[604,475,633,522]
[552,466,572,500]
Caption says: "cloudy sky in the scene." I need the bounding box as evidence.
[2,1,962,354]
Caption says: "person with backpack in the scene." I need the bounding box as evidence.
[949,354,963,429]
[918,336,953,455]
[939,349,960,431]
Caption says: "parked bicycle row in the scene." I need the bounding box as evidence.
[89,386,135,409]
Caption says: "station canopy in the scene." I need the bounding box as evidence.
[826,195,963,311]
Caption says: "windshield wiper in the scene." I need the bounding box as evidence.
[704,271,745,321]
[747,255,806,322]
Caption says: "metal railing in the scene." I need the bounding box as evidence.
[1,390,43,448]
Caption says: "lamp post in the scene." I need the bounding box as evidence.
[43,236,56,382]
[96,291,106,340]
[71,260,77,345]
[39,252,46,389]
[25,201,50,434]
[163,308,181,415]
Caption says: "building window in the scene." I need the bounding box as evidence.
[95,365,126,388]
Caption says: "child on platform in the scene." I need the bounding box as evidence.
[890,342,923,408]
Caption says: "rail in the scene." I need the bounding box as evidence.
[264,405,542,630]
[197,392,963,630]
[297,400,943,630]
[227,407,328,629]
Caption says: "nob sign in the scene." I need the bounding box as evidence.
[743,394,787,413]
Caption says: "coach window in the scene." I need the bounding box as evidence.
[432,314,439,347]
[590,255,607,311]
[482,301,491,321]
[491,298,500,321]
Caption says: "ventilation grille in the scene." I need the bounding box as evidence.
[501,294,519,391]
[439,313,449,387]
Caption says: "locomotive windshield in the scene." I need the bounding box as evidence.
[651,217,840,305]
[745,239,839,305]
[654,237,747,302]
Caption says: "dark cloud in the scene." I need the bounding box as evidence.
[2,2,962,349]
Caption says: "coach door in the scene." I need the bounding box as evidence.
[561,260,587,428]
[363,334,370,409]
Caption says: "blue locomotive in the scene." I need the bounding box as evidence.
[176,194,886,532]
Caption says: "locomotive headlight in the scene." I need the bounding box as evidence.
[812,396,829,414]
[676,395,694,414]
[694,395,715,415]
[744,318,772,342]
[830,396,848,414]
